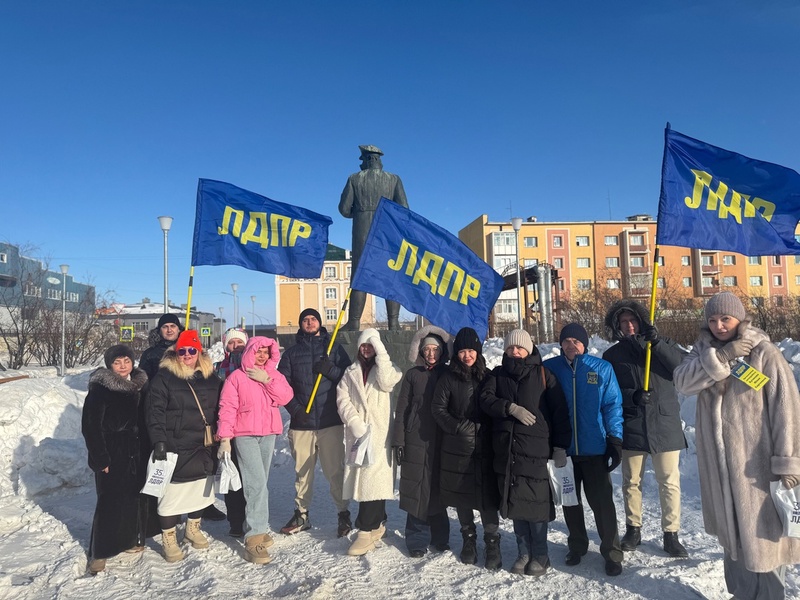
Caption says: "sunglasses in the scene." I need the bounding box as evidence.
[178,347,198,356]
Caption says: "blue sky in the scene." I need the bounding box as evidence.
[2,1,799,326]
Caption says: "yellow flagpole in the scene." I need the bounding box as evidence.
[305,287,353,414]
[643,247,660,392]
[185,266,195,328]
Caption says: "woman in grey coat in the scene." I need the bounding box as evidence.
[674,291,800,600]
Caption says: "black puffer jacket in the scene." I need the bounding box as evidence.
[146,351,222,483]
[602,299,687,454]
[480,350,572,522]
[431,362,499,512]
[279,326,351,431]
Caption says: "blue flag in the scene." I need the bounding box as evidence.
[192,179,333,278]
[350,199,504,340]
[658,128,800,255]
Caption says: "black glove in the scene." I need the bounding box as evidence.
[632,389,652,406]
[604,436,622,472]
[153,441,167,462]
[641,324,658,343]
[456,420,477,436]
[312,355,334,377]
[394,446,404,464]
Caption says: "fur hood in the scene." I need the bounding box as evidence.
[239,336,281,371]
[407,325,453,366]
[604,299,650,341]
[158,348,215,380]
[88,366,148,394]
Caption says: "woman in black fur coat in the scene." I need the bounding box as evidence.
[81,344,155,574]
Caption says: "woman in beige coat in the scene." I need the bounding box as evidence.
[674,291,800,600]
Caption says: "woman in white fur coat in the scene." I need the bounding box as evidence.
[674,291,800,600]
[336,328,403,556]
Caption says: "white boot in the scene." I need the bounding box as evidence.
[347,530,376,556]
[185,518,209,549]
[161,527,184,563]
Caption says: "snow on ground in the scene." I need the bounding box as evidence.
[1,338,799,599]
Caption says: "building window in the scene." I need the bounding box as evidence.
[796,275,800,285]
[324,287,337,300]
[523,237,537,248]
[795,256,800,265]
[604,235,618,246]
[523,258,538,267]
[68,292,79,303]
[134,321,148,332]
[656,256,665,266]
[701,255,713,266]
[557,280,565,291]
[630,234,644,245]
[325,308,337,321]
[723,255,736,265]
[0,253,6,263]
[773,256,782,266]
[682,277,692,287]
[552,235,563,248]
[607,279,620,289]
[773,275,783,286]
[750,276,763,286]
[577,279,591,290]
[495,299,516,314]
[46,289,61,300]
[24,283,41,297]
[492,231,516,250]
[346,266,352,279]
[657,277,665,288]
[576,258,590,268]
[324,266,337,278]
[576,236,589,247]
[681,256,690,266]
[630,256,644,267]
[723,276,737,287]
[553,258,564,269]
[752,297,764,308]
[494,256,513,271]
[702,276,713,287]
[748,256,761,265]
[605,257,619,268]
[776,295,785,307]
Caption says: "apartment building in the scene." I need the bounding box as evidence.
[459,214,800,322]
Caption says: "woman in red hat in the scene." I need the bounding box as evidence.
[146,330,223,563]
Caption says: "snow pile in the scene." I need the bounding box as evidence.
[0,338,798,599]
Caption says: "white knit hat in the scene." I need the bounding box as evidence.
[504,329,533,354]
[223,328,248,348]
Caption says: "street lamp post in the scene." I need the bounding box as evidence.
[158,216,173,314]
[231,283,239,327]
[250,295,256,337]
[60,264,69,377]
[511,217,523,329]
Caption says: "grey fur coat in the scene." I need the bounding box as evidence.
[674,320,800,572]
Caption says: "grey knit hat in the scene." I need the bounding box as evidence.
[504,329,533,354]
[704,291,746,322]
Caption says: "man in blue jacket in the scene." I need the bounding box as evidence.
[278,308,352,536]
[543,323,624,576]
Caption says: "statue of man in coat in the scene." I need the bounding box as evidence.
[339,145,408,330]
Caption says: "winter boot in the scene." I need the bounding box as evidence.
[370,522,386,542]
[280,510,310,535]
[510,555,529,575]
[337,510,352,537]
[663,531,689,558]
[525,555,550,577]
[620,525,641,552]
[459,527,478,565]
[184,518,209,549]
[347,530,376,556]
[161,527,184,563]
[87,558,106,574]
[244,534,273,564]
[484,533,502,570]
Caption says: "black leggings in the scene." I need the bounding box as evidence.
[159,509,203,530]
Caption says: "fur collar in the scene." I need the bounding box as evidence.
[159,348,215,380]
[88,367,148,393]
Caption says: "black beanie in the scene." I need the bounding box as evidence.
[453,327,482,354]
[157,313,181,329]
[104,344,135,369]
[559,323,589,349]
[298,308,322,324]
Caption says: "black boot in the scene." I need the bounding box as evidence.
[337,510,352,538]
[663,531,689,558]
[620,525,641,551]
[484,533,502,570]
[460,527,478,565]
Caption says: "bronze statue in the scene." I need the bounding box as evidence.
[339,145,408,330]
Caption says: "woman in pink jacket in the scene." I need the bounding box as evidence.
[218,336,292,565]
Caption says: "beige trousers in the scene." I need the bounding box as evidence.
[622,449,682,532]
[288,425,348,514]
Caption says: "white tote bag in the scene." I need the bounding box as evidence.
[346,426,372,468]
[141,451,178,498]
[770,480,800,538]
[547,457,579,507]
[215,453,243,494]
